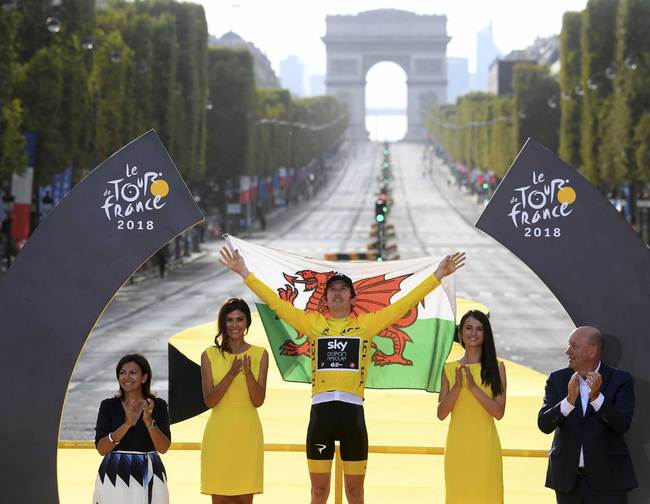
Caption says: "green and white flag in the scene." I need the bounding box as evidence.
[227,235,457,392]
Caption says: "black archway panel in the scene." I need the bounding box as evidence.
[0,130,203,502]
[168,343,207,423]
[476,138,650,503]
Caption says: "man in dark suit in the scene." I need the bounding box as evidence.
[538,326,637,503]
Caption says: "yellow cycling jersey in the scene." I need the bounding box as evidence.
[244,272,441,398]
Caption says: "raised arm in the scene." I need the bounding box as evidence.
[143,398,171,454]
[366,252,465,336]
[219,246,313,336]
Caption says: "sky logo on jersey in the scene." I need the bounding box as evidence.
[318,337,360,371]
[327,339,348,351]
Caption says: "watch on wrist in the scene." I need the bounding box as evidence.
[147,419,156,429]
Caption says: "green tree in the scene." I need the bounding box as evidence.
[255,88,291,175]
[205,48,256,185]
[0,99,26,182]
[0,7,26,181]
[148,14,179,151]
[489,97,517,178]
[609,0,650,184]
[633,113,650,179]
[514,64,560,153]
[61,35,94,179]
[426,94,516,178]
[90,28,134,161]
[559,11,583,170]
[580,0,619,185]
[146,0,208,182]
[16,41,68,183]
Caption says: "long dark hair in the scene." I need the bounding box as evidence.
[215,298,252,354]
[115,353,155,400]
[456,310,503,397]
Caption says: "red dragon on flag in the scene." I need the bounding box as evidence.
[276,269,421,366]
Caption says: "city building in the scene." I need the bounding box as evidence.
[209,32,279,88]
[488,59,537,96]
[475,21,500,91]
[280,55,305,97]
[488,35,560,96]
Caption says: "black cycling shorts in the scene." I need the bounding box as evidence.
[306,401,368,475]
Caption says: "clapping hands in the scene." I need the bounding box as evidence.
[451,364,477,391]
[586,371,602,401]
[124,399,145,427]
[567,373,580,405]
[142,398,155,425]
[228,355,252,378]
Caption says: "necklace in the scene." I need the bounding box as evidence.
[230,342,250,355]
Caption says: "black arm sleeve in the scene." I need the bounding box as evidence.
[597,372,635,435]
[538,375,567,434]
[154,398,172,441]
[94,399,113,446]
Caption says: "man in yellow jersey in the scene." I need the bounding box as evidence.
[219,246,465,504]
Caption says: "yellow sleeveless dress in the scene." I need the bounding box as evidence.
[200,345,265,495]
[443,361,503,503]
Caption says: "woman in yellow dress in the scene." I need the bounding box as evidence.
[200,298,269,503]
[437,310,507,503]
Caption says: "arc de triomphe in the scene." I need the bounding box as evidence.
[323,9,450,141]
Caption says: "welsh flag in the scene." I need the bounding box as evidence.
[228,236,457,392]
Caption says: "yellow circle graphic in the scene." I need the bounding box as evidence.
[151,179,169,198]
[557,186,576,205]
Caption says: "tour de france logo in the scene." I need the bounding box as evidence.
[101,163,170,231]
[507,170,576,238]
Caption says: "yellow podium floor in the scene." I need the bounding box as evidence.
[58,312,556,503]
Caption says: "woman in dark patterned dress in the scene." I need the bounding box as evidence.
[93,354,171,503]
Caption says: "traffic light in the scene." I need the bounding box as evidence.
[375,199,387,223]
[482,182,489,190]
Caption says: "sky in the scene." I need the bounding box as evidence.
[191,0,589,76]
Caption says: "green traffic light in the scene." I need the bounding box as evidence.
[376,256,383,262]
[375,214,385,223]
[482,183,489,189]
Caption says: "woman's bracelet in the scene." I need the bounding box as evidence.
[108,432,119,444]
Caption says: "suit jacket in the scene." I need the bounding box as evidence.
[537,363,637,492]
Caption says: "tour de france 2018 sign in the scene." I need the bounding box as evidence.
[0,130,203,502]
[477,139,650,504]
[506,169,577,239]
[101,162,170,231]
